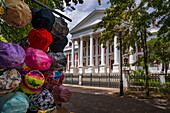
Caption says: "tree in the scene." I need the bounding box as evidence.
[147,36,170,77]
[94,0,169,96]
[0,0,84,43]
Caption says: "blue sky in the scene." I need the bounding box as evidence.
[55,0,110,40]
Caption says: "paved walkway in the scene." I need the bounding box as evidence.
[63,84,170,113]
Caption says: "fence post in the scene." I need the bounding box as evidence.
[159,72,166,88]
[71,74,73,84]
[108,73,110,87]
[122,68,129,90]
[79,74,83,85]
[90,73,92,86]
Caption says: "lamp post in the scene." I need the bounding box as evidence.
[119,31,124,96]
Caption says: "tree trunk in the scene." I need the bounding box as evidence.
[165,63,168,80]
[141,28,149,96]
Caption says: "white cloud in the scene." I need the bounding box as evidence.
[54,0,110,41]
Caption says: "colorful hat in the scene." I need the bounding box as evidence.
[18,37,29,50]
[20,70,45,94]
[2,0,32,28]
[0,69,21,95]
[25,47,52,70]
[48,52,67,70]
[29,89,54,111]
[31,8,55,32]
[51,85,72,104]
[49,34,68,52]
[51,17,69,36]
[0,42,26,69]
[28,28,53,52]
[0,92,29,113]
[0,0,5,15]
[44,70,64,90]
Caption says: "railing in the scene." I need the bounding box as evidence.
[63,73,120,88]
[129,73,170,88]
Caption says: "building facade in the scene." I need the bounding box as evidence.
[64,9,169,74]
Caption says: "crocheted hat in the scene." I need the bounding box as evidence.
[44,70,64,90]
[20,70,45,94]
[25,47,52,70]
[28,28,53,52]
[29,89,54,112]
[0,42,26,69]
[0,69,21,95]
[2,0,32,28]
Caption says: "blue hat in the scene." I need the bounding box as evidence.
[0,92,29,113]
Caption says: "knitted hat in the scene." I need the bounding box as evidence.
[0,69,21,95]
[25,47,52,70]
[0,92,29,113]
[51,85,72,104]
[49,34,68,52]
[48,52,67,70]
[44,70,64,90]
[29,89,54,112]
[2,0,32,28]
[31,8,55,32]
[20,70,45,94]
[0,42,26,69]
[51,17,69,36]
[28,28,53,52]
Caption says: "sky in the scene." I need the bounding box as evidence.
[55,0,110,41]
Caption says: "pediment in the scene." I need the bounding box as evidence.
[70,9,105,34]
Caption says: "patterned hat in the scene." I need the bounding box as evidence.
[29,89,54,112]
[2,0,32,28]
[31,8,55,32]
[51,85,72,104]
[28,28,53,52]
[48,52,67,71]
[0,69,21,95]
[20,70,45,94]
[0,42,26,69]
[25,47,52,70]
[0,92,29,113]
[44,70,64,90]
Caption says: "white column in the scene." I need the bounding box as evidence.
[101,43,105,65]
[129,46,135,64]
[79,37,83,67]
[71,40,75,67]
[77,41,80,67]
[67,54,70,70]
[114,36,119,65]
[90,34,94,66]
[106,41,109,66]
[95,38,98,66]
[86,40,88,66]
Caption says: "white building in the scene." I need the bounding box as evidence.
[64,9,169,74]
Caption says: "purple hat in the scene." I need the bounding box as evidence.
[0,42,26,69]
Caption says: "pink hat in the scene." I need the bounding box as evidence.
[25,47,52,70]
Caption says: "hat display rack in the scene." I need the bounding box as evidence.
[0,0,72,113]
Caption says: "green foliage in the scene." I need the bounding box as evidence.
[147,36,170,64]
[0,0,84,43]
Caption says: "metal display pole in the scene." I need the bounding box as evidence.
[31,0,72,22]
[119,31,124,96]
